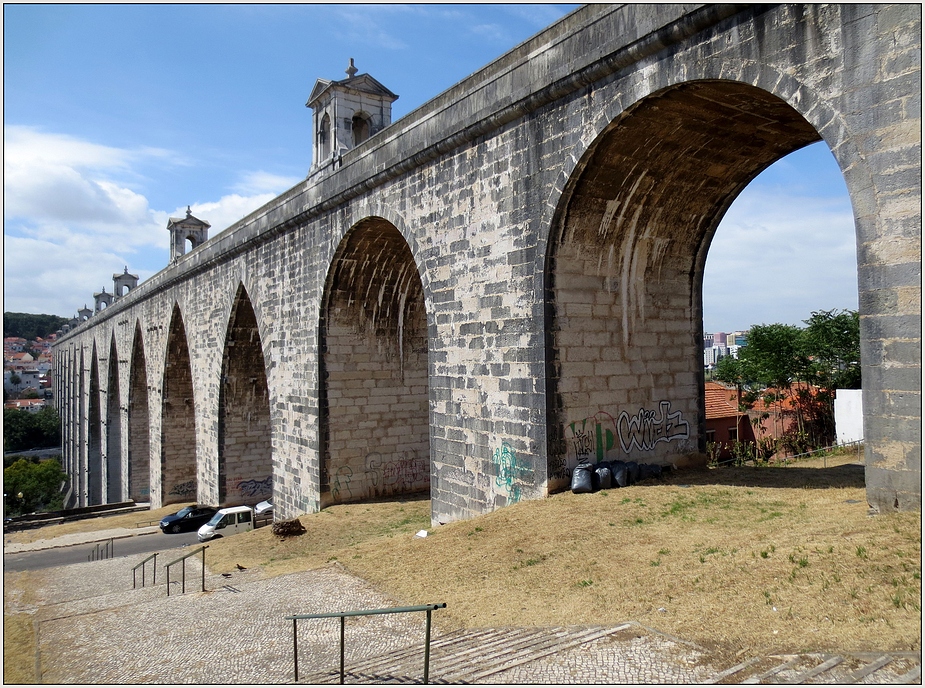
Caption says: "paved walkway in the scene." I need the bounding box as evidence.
[4,528,921,684]
[4,524,161,554]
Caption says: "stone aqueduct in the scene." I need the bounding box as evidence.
[53,4,921,523]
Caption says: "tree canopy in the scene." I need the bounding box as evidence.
[4,456,67,516]
[3,312,69,340]
[714,309,861,451]
[3,406,61,452]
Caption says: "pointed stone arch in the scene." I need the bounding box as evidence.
[87,344,103,505]
[545,79,824,488]
[218,284,273,506]
[128,322,151,502]
[320,216,430,506]
[161,304,197,505]
[106,334,122,503]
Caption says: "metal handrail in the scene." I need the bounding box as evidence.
[164,546,208,597]
[87,538,114,561]
[285,603,447,683]
[131,552,158,588]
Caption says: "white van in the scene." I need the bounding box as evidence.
[197,505,255,542]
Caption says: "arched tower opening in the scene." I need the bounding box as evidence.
[352,112,371,146]
[128,322,151,502]
[218,285,272,506]
[106,335,122,503]
[320,217,430,506]
[545,80,825,489]
[161,304,197,505]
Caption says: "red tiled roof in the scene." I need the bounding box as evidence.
[705,382,741,420]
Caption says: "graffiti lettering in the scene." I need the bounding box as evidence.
[567,411,618,465]
[362,450,428,496]
[235,475,273,498]
[168,480,195,497]
[331,466,354,503]
[617,401,689,453]
[492,441,525,504]
[563,402,690,475]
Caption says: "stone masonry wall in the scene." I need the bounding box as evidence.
[54,4,921,519]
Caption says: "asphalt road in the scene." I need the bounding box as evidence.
[3,530,200,573]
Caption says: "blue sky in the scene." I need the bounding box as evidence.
[4,4,858,333]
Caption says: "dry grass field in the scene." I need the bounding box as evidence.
[4,449,921,681]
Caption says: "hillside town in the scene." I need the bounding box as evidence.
[4,334,56,411]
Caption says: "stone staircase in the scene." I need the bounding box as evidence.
[710,652,922,685]
[295,623,922,684]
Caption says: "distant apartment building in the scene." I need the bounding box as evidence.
[703,330,747,368]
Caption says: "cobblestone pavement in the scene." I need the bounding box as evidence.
[5,529,921,684]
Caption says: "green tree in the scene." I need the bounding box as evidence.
[8,372,21,387]
[716,311,861,453]
[803,309,861,390]
[736,323,810,390]
[4,457,67,516]
[3,407,61,452]
[3,312,69,340]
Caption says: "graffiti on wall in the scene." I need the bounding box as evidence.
[331,466,354,502]
[617,401,689,453]
[235,475,273,498]
[328,450,430,504]
[568,411,618,465]
[492,441,526,504]
[563,401,690,471]
[168,480,195,497]
[365,450,429,495]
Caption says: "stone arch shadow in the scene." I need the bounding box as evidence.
[217,282,273,506]
[542,78,857,490]
[318,215,431,507]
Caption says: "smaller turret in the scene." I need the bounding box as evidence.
[167,206,210,263]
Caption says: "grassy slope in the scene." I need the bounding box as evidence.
[203,456,920,656]
[4,452,921,682]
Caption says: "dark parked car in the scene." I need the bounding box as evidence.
[160,506,219,534]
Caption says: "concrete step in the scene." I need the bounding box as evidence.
[296,624,922,685]
[726,651,922,685]
[296,625,633,684]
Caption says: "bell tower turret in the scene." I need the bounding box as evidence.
[307,58,398,176]
[167,206,210,263]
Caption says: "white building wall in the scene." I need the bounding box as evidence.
[835,389,864,445]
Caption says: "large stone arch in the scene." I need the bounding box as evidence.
[319,216,430,506]
[218,283,273,506]
[544,79,825,486]
[161,303,197,506]
[106,334,122,503]
[128,321,151,502]
[87,344,103,505]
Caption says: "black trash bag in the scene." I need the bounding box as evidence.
[639,463,663,481]
[571,462,595,493]
[611,461,628,487]
[625,461,640,485]
[595,464,613,490]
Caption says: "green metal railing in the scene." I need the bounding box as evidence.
[131,552,158,588]
[285,602,447,684]
[164,545,208,597]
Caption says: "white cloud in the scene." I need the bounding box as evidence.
[181,193,281,236]
[3,234,159,318]
[703,188,859,332]
[4,125,168,245]
[2,127,295,316]
[233,170,302,196]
